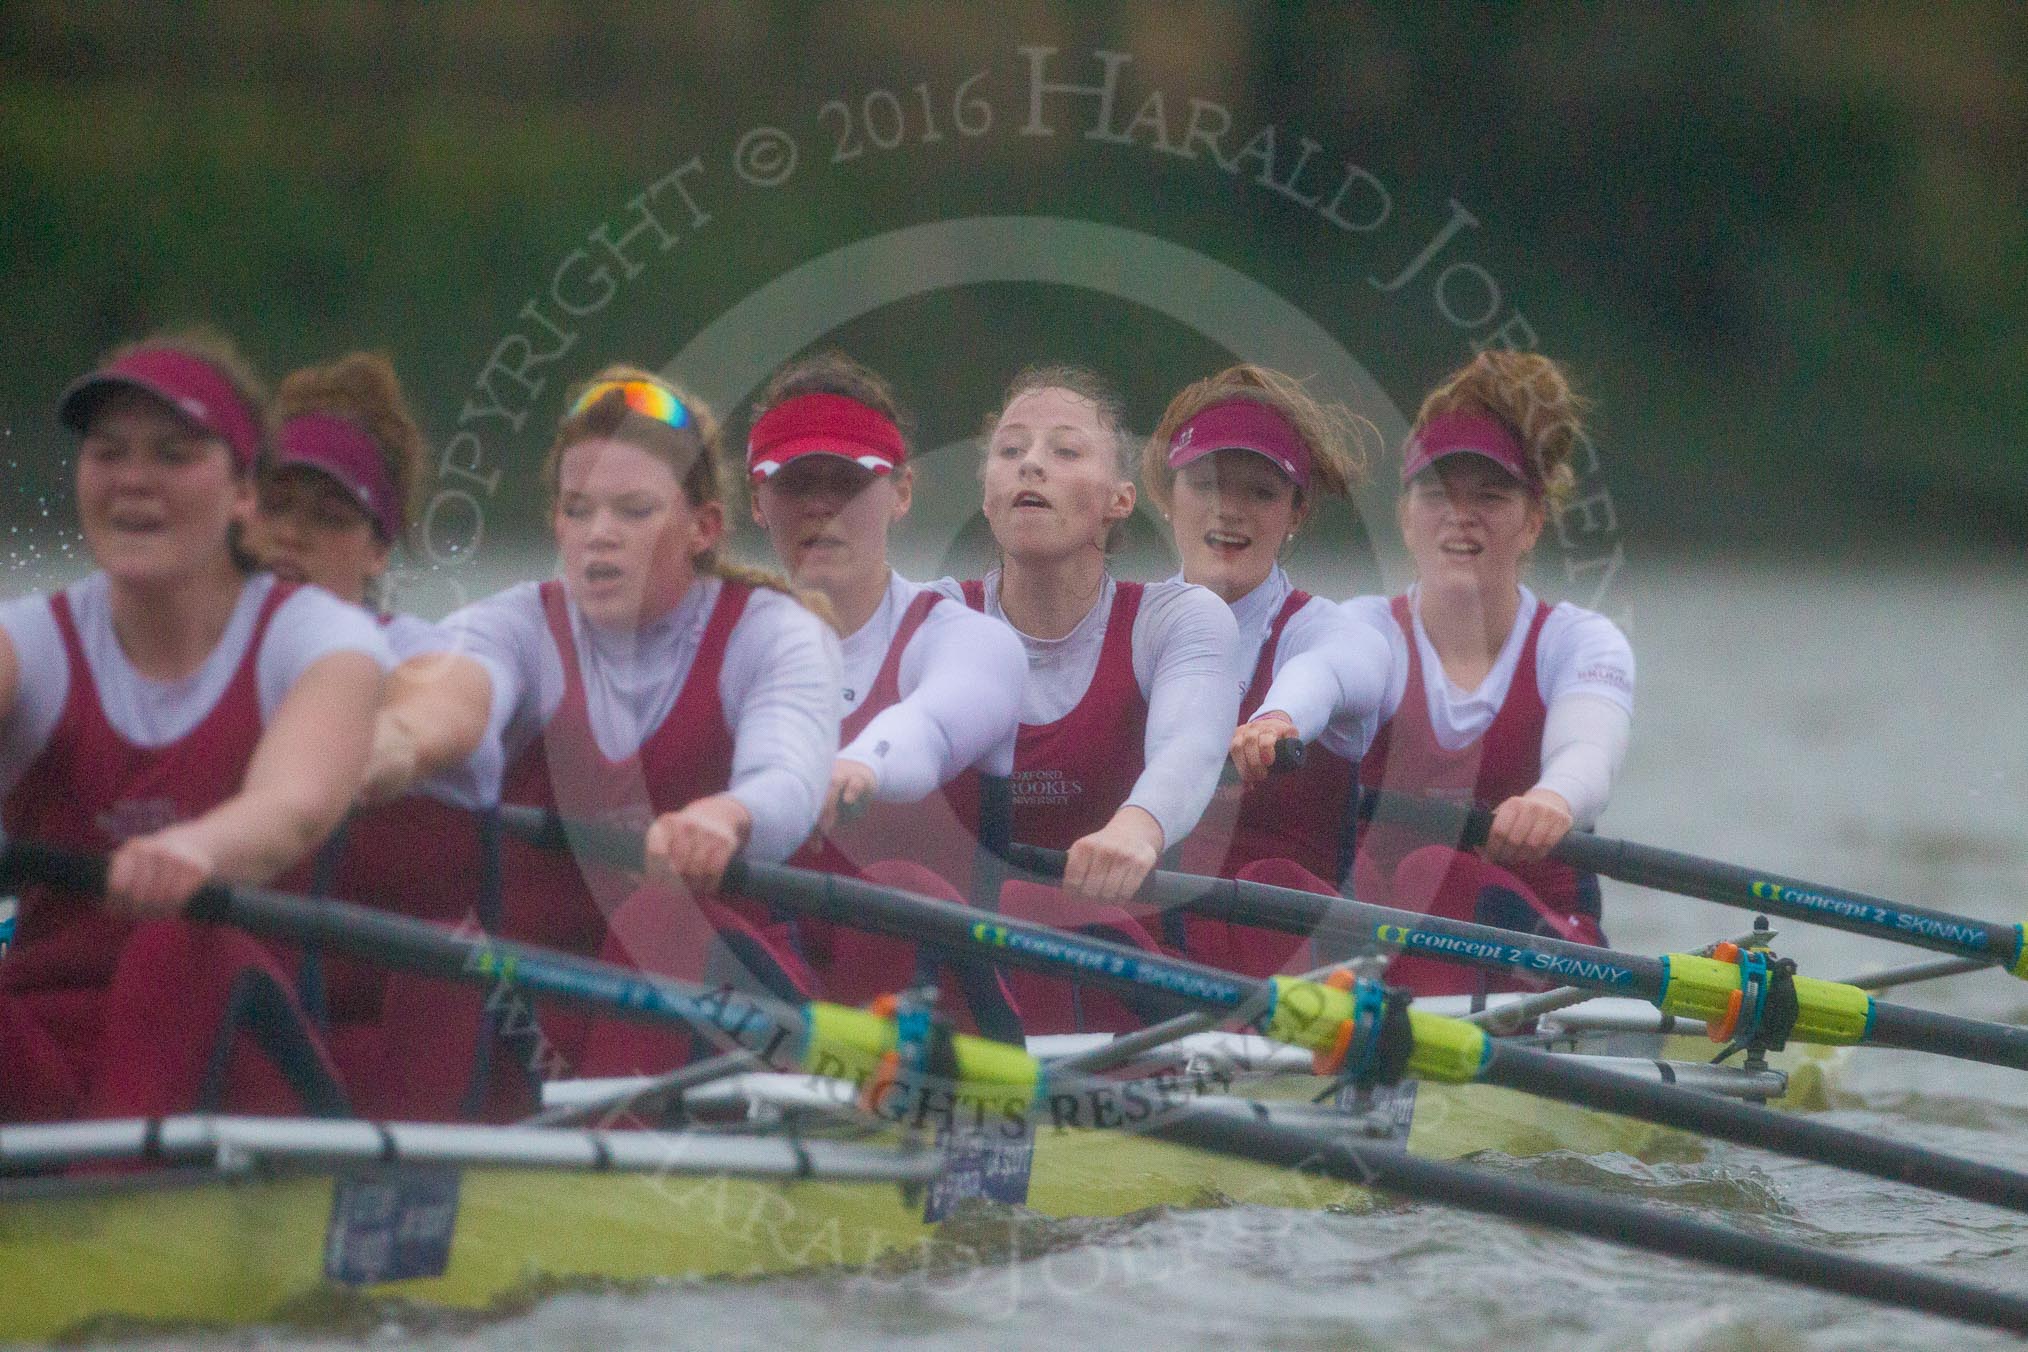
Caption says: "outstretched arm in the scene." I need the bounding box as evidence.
[107,650,385,914]
[360,651,495,804]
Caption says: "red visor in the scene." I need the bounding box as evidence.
[1400,411,1537,492]
[1167,399,1312,490]
[748,393,905,480]
[59,348,264,470]
[276,412,404,541]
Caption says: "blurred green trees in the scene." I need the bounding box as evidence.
[2,2,2021,551]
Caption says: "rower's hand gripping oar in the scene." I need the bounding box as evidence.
[1360,786,2028,977]
[1002,839,2028,1074]
[0,833,1044,1129]
[10,832,2028,1336]
[489,805,2028,1220]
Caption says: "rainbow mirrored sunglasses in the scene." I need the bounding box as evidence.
[566,378,691,430]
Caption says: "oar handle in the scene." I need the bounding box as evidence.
[496,804,645,871]
[1217,733,1307,788]
[1353,786,1490,848]
[1357,786,2024,972]
[0,838,112,899]
[0,837,250,928]
[0,833,813,1049]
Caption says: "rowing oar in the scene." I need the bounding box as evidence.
[996,840,2028,1073]
[490,805,2028,1220]
[6,838,2026,1335]
[1358,787,2028,977]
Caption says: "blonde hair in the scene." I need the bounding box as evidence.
[547,365,835,626]
[980,363,1133,554]
[1411,351,1588,510]
[273,351,428,540]
[1142,365,1374,530]
[981,364,1129,476]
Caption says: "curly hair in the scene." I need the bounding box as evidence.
[1411,351,1589,510]
[273,351,428,541]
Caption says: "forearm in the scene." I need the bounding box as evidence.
[1252,649,1344,740]
[1535,694,1630,827]
[383,652,494,779]
[173,789,346,887]
[839,702,950,803]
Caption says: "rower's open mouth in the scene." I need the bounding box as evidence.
[1205,530,1252,553]
[1439,540,1483,557]
[583,562,625,583]
[1012,491,1052,510]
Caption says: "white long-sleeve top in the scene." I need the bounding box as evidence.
[1343,584,1634,826]
[835,571,1025,800]
[1177,565,1392,762]
[441,576,842,862]
[0,572,393,799]
[929,571,1241,847]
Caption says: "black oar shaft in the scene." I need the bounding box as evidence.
[0,840,810,1063]
[18,834,2028,1331]
[739,856,2028,1218]
[731,858,1248,1018]
[1003,842,1671,996]
[1360,788,2022,969]
[1864,1001,2028,1068]
[1483,1043,2028,1213]
[1007,842,2028,1072]
[1157,1102,2028,1338]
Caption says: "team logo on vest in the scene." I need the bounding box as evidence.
[1011,768,1081,806]
[96,796,182,843]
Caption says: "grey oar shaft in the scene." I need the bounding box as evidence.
[1483,1043,2028,1214]
[523,1050,760,1128]
[1153,1101,2028,1337]
[1839,956,1990,991]
[1359,788,2020,969]
[1864,1001,2028,1067]
[1005,843,2028,1071]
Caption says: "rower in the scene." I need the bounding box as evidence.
[746,352,1026,1035]
[1143,365,1392,976]
[933,366,1240,1032]
[1348,351,1634,996]
[362,366,842,1080]
[244,352,512,1118]
[0,330,389,1121]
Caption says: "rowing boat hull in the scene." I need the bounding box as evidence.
[0,1029,1834,1342]
[1,1135,1360,1340]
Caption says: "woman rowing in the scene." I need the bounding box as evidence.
[746,353,1025,1032]
[1141,365,1390,977]
[933,366,1240,1032]
[0,330,388,1121]
[242,352,510,1116]
[1350,351,1634,995]
[363,366,841,1080]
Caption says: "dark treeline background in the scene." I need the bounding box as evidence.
[3,2,2022,570]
